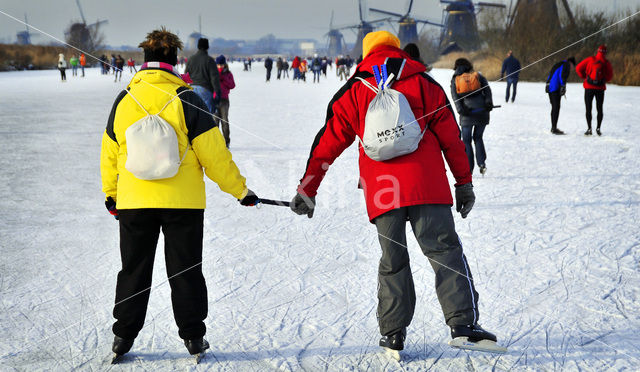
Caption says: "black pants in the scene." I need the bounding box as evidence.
[374,205,479,336]
[585,89,605,129]
[113,209,207,340]
[266,68,272,81]
[548,91,562,130]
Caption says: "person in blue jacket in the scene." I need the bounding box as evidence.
[545,57,576,135]
[501,50,521,103]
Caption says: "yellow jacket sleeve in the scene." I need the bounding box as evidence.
[192,128,248,199]
[100,131,119,201]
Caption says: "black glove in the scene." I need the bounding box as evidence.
[455,183,475,219]
[460,105,470,116]
[485,103,493,112]
[239,189,259,206]
[559,85,566,96]
[290,192,315,218]
[105,196,119,220]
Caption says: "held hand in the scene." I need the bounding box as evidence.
[455,183,475,219]
[105,196,119,220]
[290,193,315,218]
[239,189,259,206]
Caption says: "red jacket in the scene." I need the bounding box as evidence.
[576,52,613,90]
[215,67,235,100]
[297,45,472,221]
[291,56,301,69]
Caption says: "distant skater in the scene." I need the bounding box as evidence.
[70,55,79,77]
[215,55,235,147]
[575,45,613,136]
[114,55,125,82]
[545,57,576,135]
[57,53,67,81]
[450,58,493,175]
[501,50,521,103]
[264,56,273,82]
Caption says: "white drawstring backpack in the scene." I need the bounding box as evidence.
[124,90,189,180]
[356,64,425,161]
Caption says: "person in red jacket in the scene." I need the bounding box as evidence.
[576,45,613,135]
[214,54,235,147]
[289,31,498,356]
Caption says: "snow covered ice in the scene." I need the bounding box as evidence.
[0,62,639,371]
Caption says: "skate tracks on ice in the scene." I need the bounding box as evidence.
[0,66,638,371]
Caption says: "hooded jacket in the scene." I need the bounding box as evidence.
[297,45,471,221]
[576,51,613,90]
[100,64,247,209]
[215,66,235,100]
[451,65,492,127]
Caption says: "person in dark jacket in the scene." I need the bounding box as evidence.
[545,57,576,135]
[185,38,222,115]
[114,55,125,82]
[451,58,493,175]
[276,57,283,79]
[501,50,521,103]
[403,43,432,72]
[290,31,498,356]
[575,45,614,135]
[311,53,322,83]
[264,56,273,82]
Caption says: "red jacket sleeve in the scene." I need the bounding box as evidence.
[423,78,472,186]
[575,58,588,80]
[298,92,357,197]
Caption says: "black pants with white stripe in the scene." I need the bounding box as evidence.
[374,204,479,336]
[113,209,207,341]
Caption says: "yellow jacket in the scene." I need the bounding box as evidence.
[100,66,248,209]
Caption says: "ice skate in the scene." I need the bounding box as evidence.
[449,324,507,354]
[379,328,405,361]
[185,337,210,364]
[111,336,134,364]
[585,128,592,136]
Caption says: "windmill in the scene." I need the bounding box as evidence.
[16,14,37,45]
[187,15,206,51]
[506,0,575,35]
[325,11,348,57]
[337,0,389,57]
[65,0,108,52]
[369,0,444,46]
[439,0,505,53]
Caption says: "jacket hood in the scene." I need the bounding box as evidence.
[356,45,426,81]
[128,67,190,89]
[595,51,607,61]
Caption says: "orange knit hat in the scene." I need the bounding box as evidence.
[362,31,401,58]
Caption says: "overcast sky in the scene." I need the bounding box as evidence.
[0,0,636,47]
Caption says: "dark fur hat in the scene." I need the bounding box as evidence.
[197,38,209,50]
[138,27,183,65]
